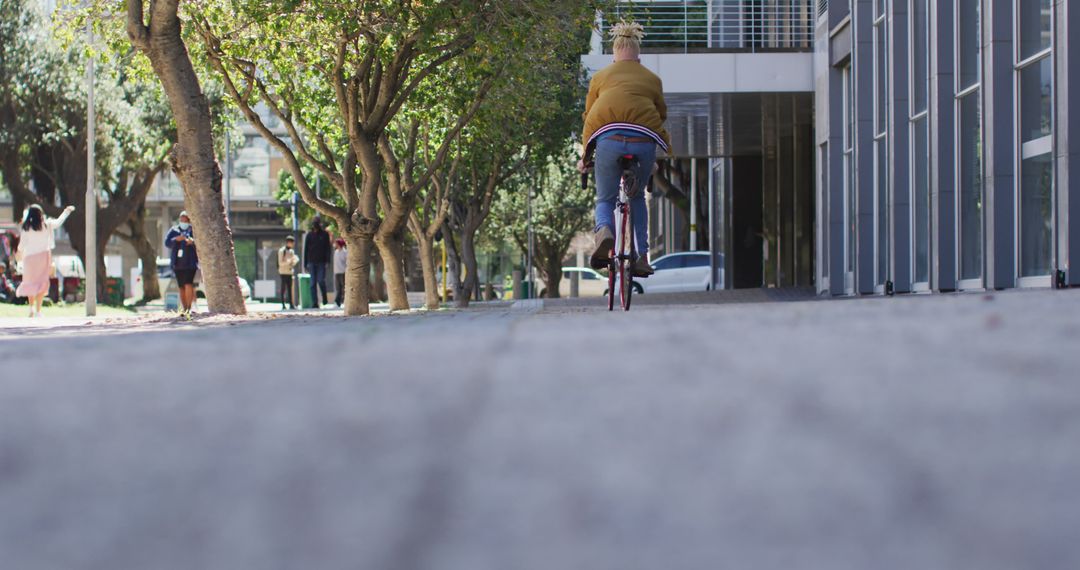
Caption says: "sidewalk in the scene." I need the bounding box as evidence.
[1,288,1077,569]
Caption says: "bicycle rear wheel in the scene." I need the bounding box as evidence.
[619,202,633,311]
[607,258,616,311]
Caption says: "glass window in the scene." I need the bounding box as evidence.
[912,117,930,283]
[653,256,682,271]
[1018,0,1052,60]
[957,0,980,89]
[683,255,710,268]
[235,238,258,285]
[843,66,856,275]
[911,0,929,113]
[582,271,600,281]
[958,93,983,280]
[876,139,888,283]
[1019,56,1053,142]
[1019,153,1053,277]
[875,23,887,133]
[231,135,272,198]
[819,143,829,277]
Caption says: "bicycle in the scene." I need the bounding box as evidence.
[582,153,641,312]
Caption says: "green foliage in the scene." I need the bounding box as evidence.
[276,164,345,233]
[488,139,595,277]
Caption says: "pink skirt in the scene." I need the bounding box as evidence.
[16,251,52,298]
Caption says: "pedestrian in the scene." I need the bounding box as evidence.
[0,262,17,304]
[333,238,347,307]
[578,21,669,277]
[164,210,198,319]
[14,204,75,317]
[303,217,332,308]
[278,236,299,310]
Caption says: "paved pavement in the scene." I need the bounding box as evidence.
[1,288,1079,569]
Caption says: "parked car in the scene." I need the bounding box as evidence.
[636,252,724,294]
[537,267,608,298]
[157,258,251,299]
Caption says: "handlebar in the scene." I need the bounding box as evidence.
[580,161,593,190]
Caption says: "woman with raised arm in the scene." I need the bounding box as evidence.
[15,204,76,317]
[579,21,671,277]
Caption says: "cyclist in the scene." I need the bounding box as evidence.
[578,21,671,277]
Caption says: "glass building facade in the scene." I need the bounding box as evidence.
[815,0,1080,294]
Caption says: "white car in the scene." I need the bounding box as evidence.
[636,252,724,294]
[157,259,252,299]
[537,267,607,298]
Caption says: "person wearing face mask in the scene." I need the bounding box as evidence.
[164,211,199,318]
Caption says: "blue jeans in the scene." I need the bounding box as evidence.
[306,262,328,306]
[594,137,655,257]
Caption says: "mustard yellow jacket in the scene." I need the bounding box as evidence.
[582,60,671,157]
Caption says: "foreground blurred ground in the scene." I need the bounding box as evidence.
[1,289,1078,569]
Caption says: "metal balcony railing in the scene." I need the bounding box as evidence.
[599,0,815,53]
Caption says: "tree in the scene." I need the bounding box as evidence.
[125,0,246,314]
[489,143,595,298]
[404,132,459,310]
[438,23,590,308]
[188,2,487,314]
[0,0,166,302]
[115,202,161,301]
[189,0,593,315]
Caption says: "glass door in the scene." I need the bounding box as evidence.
[873,0,889,293]
[956,0,984,289]
[909,0,931,291]
[1015,0,1054,287]
[843,64,856,294]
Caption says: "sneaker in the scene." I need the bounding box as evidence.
[590,226,615,269]
[632,257,655,277]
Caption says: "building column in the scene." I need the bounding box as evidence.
[983,0,1016,289]
[1056,0,1080,286]
[931,0,957,291]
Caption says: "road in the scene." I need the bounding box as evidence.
[1,289,1078,569]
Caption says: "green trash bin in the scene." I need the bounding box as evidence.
[104,277,124,306]
[520,281,533,300]
[297,273,314,308]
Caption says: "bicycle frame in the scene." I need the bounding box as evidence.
[609,155,638,311]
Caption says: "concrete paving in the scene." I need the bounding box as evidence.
[0,288,1079,569]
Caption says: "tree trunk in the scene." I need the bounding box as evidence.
[121,208,161,301]
[443,221,464,304]
[62,213,106,303]
[417,237,440,310]
[457,227,480,309]
[130,2,245,314]
[375,233,410,311]
[136,243,161,301]
[371,251,387,302]
[343,233,372,316]
[543,254,563,299]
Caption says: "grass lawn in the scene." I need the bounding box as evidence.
[0,302,136,318]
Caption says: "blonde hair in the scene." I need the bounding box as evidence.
[610,21,645,53]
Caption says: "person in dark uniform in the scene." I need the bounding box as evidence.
[164,211,199,318]
[303,217,332,308]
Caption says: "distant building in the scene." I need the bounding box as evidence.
[140,105,295,296]
[584,1,817,290]
[585,0,1078,294]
